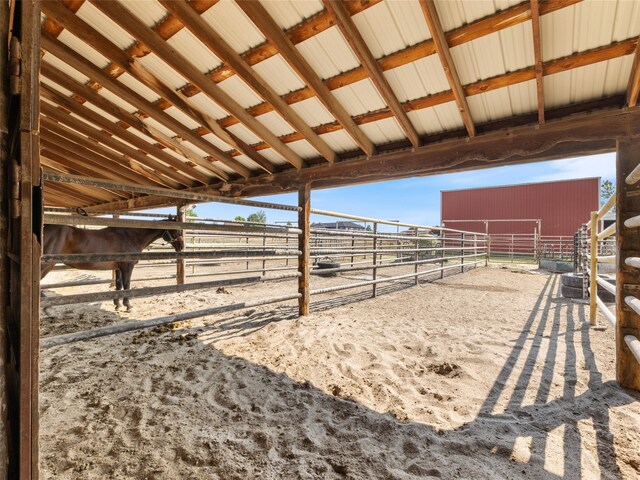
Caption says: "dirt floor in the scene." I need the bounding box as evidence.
[39,264,640,479]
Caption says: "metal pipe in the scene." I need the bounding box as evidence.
[309,246,486,255]
[40,293,302,349]
[41,272,301,307]
[42,249,301,263]
[310,260,485,295]
[625,296,640,317]
[597,222,616,239]
[310,253,485,275]
[44,214,302,234]
[624,335,640,365]
[596,276,616,295]
[625,257,640,269]
[596,296,616,327]
[42,171,301,212]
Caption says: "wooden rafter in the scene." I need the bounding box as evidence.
[41,156,130,198]
[40,62,214,185]
[232,38,637,153]
[89,0,306,170]
[627,36,640,107]
[204,0,580,129]
[45,1,277,175]
[420,0,475,137]
[40,129,162,188]
[322,0,420,148]
[41,87,193,189]
[40,3,243,178]
[91,98,633,212]
[237,0,376,157]
[159,0,337,164]
[530,0,545,124]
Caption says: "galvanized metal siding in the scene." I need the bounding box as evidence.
[441,178,600,236]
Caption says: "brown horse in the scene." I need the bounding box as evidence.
[42,219,184,311]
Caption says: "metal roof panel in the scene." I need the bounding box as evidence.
[202,0,266,52]
[408,101,464,135]
[165,28,223,74]
[251,54,306,96]
[115,72,161,103]
[119,0,168,28]
[255,111,296,137]
[384,55,450,102]
[296,27,361,80]
[216,75,264,109]
[330,79,387,117]
[319,130,359,153]
[257,0,324,30]
[57,30,111,69]
[353,1,430,59]
[136,53,189,91]
[185,92,231,120]
[359,117,406,144]
[74,1,136,50]
[288,97,337,127]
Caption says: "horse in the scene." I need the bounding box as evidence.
[41,218,184,312]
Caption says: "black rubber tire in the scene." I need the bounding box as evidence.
[562,273,585,288]
[561,284,584,299]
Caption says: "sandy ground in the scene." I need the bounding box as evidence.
[39,265,640,479]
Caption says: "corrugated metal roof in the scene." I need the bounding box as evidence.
[37,0,640,208]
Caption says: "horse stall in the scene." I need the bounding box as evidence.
[39,205,488,349]
[3,0,640,478]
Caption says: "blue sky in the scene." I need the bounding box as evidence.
[149,152,615,227]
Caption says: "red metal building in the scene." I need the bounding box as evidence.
[441,178,600,237]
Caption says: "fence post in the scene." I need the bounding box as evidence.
[262,230,267,276]
[616,138,640,390]
[440,234,445,279]
[298,183,310,316]
[372,222,378,297]
[414,228,419,285]
[589,211,598,325]
[176,204,186,285]
[460,233,465,273]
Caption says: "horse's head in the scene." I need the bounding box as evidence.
[162,215,184,251]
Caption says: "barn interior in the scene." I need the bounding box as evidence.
[2,0,640,477]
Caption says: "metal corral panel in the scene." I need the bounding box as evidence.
[441,177,600,236]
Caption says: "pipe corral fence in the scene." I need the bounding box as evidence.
[571,152,640,390]
[40,198,488,349]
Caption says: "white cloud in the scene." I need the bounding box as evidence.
[530,153,615,183]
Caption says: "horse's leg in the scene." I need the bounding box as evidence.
[114,268,122,311]
[120,263,135,312]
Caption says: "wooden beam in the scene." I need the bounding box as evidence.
[40,136,150,188]
[627,36,640,107]
[616,137,640,390]
[41,85,200,187]
[420,0,475,137]
[40,30,232,181]
[235,38,637,153]
[40,61,214,185]
[90,0,306,170]
[159,0,337,164]
[40,147,136,198]
[322,0,420,148]
[92,102,635,212]
[209,0,580,131]
[237,0,376,157]
[530,0,545,124]
[298,183,310,316]
[43,0,274,175]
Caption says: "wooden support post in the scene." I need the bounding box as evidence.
[414,229,419,285]
[176,204,186,285]
[440,235,445,279]
[372,223,378,298]
[589,211,598,325]
[298,183,310,316]
[616,138,640,390]
[261,231,266,276]
[460,233,465,273]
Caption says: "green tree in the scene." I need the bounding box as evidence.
[247,210,267,224]
[234,215,246,222]
[365,224,372,231]
[601,179,615,206]
[185,205,197,221]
